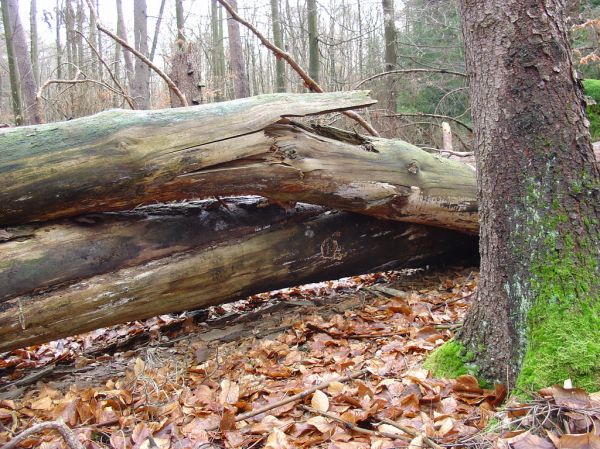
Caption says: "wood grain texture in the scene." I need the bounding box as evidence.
[0,201,477,351]
[0,91,375,225]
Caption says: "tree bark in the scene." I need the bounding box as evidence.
[226,0,250,99]
[0,198,477,352]
[455,0,600,390]
[271,0,286,92]
[307,0,319,84]
[30,0,40,86]
[1,0,24,126]
[211,0,226,101]
[0,91,481,233]
[132,0,150,109]
[116,0,134,88]
[169,0,201,107]
[4,0,40,124]
[382,0,397,112]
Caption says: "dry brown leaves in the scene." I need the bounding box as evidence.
[2,268,595,449]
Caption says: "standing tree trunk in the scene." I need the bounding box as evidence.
[132,0,150,109]
[211,0,225,101]
[226,0,250,98]
[430,0,600,392]
[271,0,285,92]
[30,0,40,86]
[169,0,201,107]
[381,0,397,112]
[307,0,319,84]
[55,0,62,80]
[116,0,134,88]
[149,0,166,62]
[4,0,40,124]
[1,0,23,125]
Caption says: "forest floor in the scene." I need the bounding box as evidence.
[1,266,598,449]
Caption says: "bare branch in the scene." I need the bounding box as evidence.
[385,112,473,132]
[2,421,85,449]
[354,68,467,89]
[83,0,188,107]
[74,30,135,109]
[36,71,135,122]
[216,0,379,137]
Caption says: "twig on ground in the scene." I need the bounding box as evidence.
[206,369,369,431]
[2,421,85,449]
[300,405,411,441]
[378,417,445,449]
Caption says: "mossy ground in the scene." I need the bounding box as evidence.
[424,340,477,379]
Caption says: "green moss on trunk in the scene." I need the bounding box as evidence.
[513,174,600,392]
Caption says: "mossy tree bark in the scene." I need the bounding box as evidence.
[0,198,477,352]
[449,0,600,391]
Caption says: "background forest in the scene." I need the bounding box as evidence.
[1,0,599,150]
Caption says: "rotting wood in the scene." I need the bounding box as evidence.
[0,203,477,351]
[0,91,375,226]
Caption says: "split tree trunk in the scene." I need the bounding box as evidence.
[0,91,478,233]
[0,198,477,352]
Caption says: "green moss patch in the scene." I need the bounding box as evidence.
[424,339,477,379]
[514,175,600,393]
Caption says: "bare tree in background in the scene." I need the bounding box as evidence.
[382,0,397,112]
[169,0,202,107]
[116,0,134,87]
[3,0,40,124]
[271,0,285,92]
[30,0,40,86]
[307,0,319,84]
[226,0,250,98]
[132,0,150,109]
[1,0,23,125]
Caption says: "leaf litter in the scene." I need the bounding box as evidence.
[1,267,599,449]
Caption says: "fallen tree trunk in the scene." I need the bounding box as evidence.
[0,91,374,226]
[0,91,479,234]
[0,198,477,351]
[0,197,319,302]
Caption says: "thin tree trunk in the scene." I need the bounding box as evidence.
[271,0,285,92]
[30,0,40,86]
[455,0,600,390]
[211,0,224,101]
[149,0,166,62]
[5,0,40,124]
[226,0,250,98]
[307,0,319,84]
[116,0,134,87]
[132,0,150,109]
[1,0,23,125]
[382,0,397,112]
[55,0,62,80]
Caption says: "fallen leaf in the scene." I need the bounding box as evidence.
[264,427,293,449]
[311,390,330,412]
[559,432,600,449]
[509,431,555,449]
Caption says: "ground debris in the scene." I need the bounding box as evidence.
[3,267,592,449]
